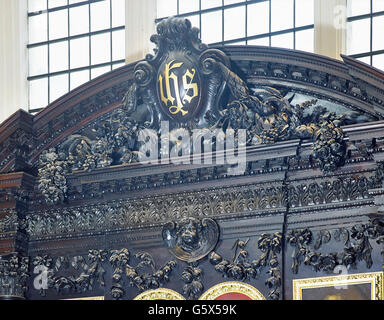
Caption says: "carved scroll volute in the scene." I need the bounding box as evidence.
[198,49,231,123]
[134,61,155,88]
[162,217,220,263]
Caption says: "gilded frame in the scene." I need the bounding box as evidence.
[133,288,186,300]
[198,281,266,300]
[293,272,384,300]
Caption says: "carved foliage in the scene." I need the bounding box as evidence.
[37,149,69,205]
[0,254,29,298]
[181,264,204,300]
[287,218,384,274]
[33,250,107,296]
[209,233,282,300]
[109,249,177,300]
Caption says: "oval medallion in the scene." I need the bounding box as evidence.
[157,52,202,122]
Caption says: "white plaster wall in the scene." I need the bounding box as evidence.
[0,0,28,124]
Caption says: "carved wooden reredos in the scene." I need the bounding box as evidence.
[1,17,384,300]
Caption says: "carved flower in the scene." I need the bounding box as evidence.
[112,269,122,282]
[214,259,229,274]
[126,266,138,280]
[321,255,337,272]
[244,264,256,279]
[226,263,245,280]
[350,225,366,240]
[153,270,164,281]
[111,284,124,300]
[341,248,356,267]
[269,258,279,268]
[271,233,282,253]
[109,249,130,267]
[304,252,322,271]
[181,270,193,283]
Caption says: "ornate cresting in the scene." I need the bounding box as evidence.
[35,17,374,205]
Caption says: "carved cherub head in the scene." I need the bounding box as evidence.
[176,218,203,252]
[162,217,219,263]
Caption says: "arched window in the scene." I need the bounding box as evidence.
[347,0,384,70]
[156,0,314,52]
[27,0,126,112]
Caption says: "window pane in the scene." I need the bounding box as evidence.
[373,16,384,51]
[157,0,177,18]
[247,2,269,36]
[70,70,90,90]
[29,13,48,44]
[29,78,48,109]
[248,37,269,46]
[201,0,222,10]
[347,19,370,55]
[91,33,111,64]
[185,14,200,30]
[357,56,371,64]
[112,62,125,70]
[112,29,125,61]
[111,0,125,27]
[373,0,384,12]
[295,29,314,52]
[91,66,111,79]
[224,6,245,41]
[70,36,89,69]
[271,32,294,49]
[295,0,314,27]
[179,0,199,14]
[201,10,223,44]
[28,0,47,12]
[49,41,69,73]
[91,0,111,32]
[224,0,245,5]
[29,45,48,76]
[271,0,294,32]
[347,0,371,17]
[50,74,69,102]
[69,5,89,36]
[48,0,67,9]
[49,9,68,40]
[373,54,384,71]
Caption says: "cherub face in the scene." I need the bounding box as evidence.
[181,222,198,245]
